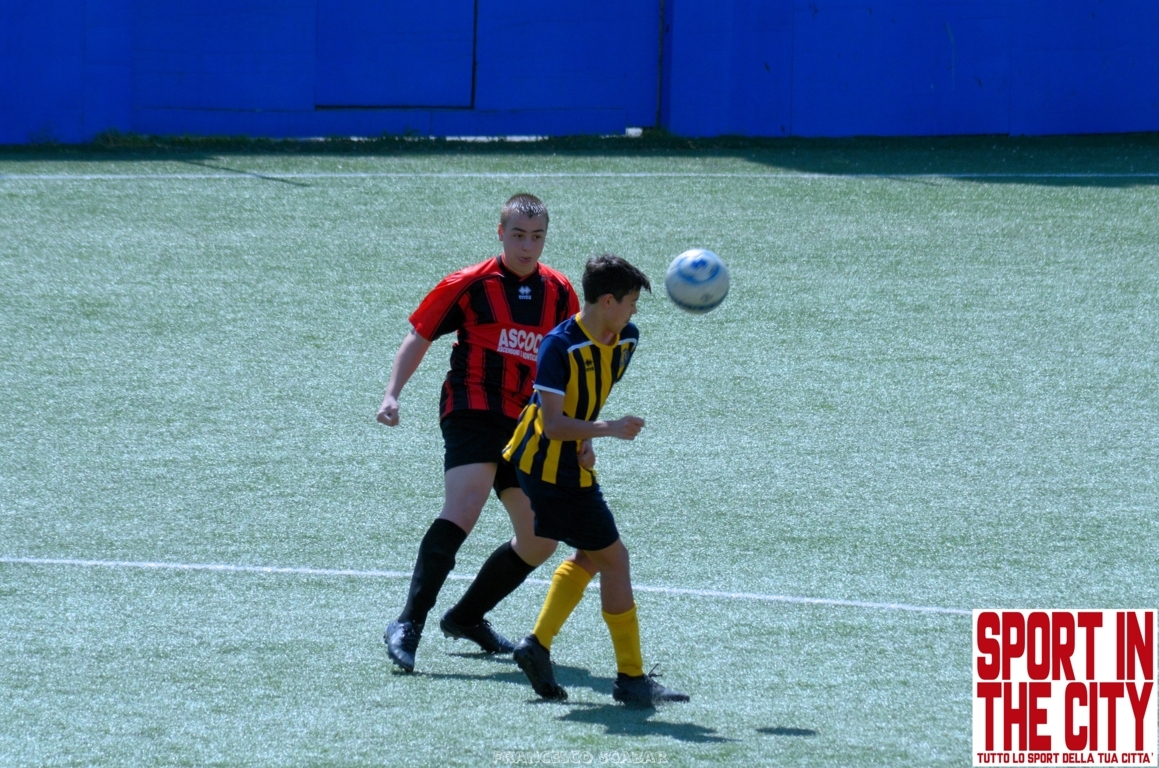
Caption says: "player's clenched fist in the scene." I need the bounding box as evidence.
[377,394,400,426]
[577,439,597,469]
[608,415,645,440]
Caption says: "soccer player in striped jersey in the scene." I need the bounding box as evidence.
[505,254,689,707]
[376,194,580,673]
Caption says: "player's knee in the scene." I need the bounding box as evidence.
[438,503,484,533]
[568,551,598,576]
[513,535,557,566]
[588,541,629,576]
[607,539,630,566]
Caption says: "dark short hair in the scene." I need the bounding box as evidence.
[582,254,652,303]
[500,193,549,227]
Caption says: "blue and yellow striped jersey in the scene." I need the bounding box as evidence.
[502,315,639,487]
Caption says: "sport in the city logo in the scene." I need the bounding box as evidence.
[973,610,1156,766]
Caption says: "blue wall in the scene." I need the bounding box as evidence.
[663,0,1159,137]
[2,0,1157,143]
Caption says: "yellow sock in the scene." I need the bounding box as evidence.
[602,602,644,677]
[531,561,592,650]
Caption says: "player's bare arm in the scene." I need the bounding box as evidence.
[377,329,433,426]
[537,391,644,441]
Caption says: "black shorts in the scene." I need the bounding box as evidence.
[440,410,520,497]
[516,469,620,552]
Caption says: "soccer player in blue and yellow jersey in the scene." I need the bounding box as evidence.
[505,254,690,707]
[376,194,579,673]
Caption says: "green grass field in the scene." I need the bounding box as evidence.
[2,136,1157,766]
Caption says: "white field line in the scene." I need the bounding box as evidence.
[0,171,1158,182]
[0,556,970,616]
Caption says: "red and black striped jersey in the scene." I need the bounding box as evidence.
[410,256,580,421]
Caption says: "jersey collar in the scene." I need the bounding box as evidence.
[496,255,539,281]
[574,313,620,349]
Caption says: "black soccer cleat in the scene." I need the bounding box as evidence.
[439,611,516,654]
[612,668,690,707]
[384,619,422,673]
[513,635,567,701]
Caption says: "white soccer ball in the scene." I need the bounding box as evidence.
[664,249,730,314]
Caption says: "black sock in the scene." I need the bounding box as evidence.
[397,518,468,628]
[446,540,536,627]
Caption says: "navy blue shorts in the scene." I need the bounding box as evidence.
[515,469,621,552]
[440,410,520,497]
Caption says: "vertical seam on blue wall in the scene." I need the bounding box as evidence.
[82,0,89,139]
[725,0,734,135]
[789,0,796,137]
[1005,0,1012,136]
[470,0,479,109]
[313,0,320,111]
[655,0,666,128]
[659,0,674,130]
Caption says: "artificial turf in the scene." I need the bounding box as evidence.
[2,135,1157,766]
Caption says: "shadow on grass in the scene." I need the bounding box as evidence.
[419,667,529,687]
[557,703,734,744]
[758,726,818,737]
[179,158,312,187]
[387,653,730,743]
[423,658,617,698]
[2,131,1158,188]
[414,656,726,746]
